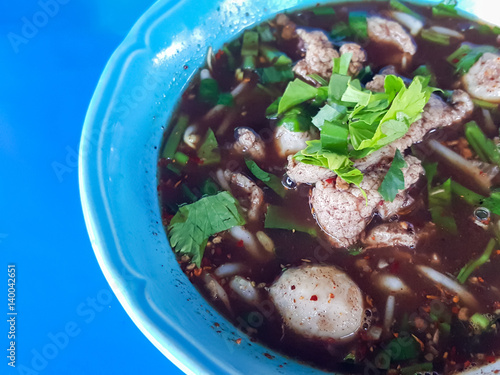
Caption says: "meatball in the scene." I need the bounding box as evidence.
[339,43,367,76]
[269,265,364,341]
[463,52,500,103]
[367,16,416,55]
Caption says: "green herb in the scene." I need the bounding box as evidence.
[308,74,328,86]
[265,97,281,119]
[447,44,498,74]
[389,0,423,19]
[278,79,319,114]
[245,159,286,197]
[258,66,294,84]
[423,162,438,190]
[330,21,353,41]
[197,129,221,165]
[173,151,189,166]
[256,24,275,43]
[264,205,317,236]
[259,45,292,66]
[277,107,312,132]
[348,11,368,40]
[241,31,259,69]
[199,78,220,105]
[413,65,437,86]
[328,73,351,101]
[217,92,234,107]
[312,103,347,130]
[400,363,433,375]
[451,181,500,215]
[162,115,189,160]
[385,334,420,361]
[428,178,457,234]
[181,184,198,203]
[457,238,496,284]
[378,150,407,201]
[312,6,335,16]
[347,247,363,256]
[168,191,246,267]
[464,121,500,165]
[420,28,451,45]
[472,98,499,110]
[333,52,353,76]
[470,313,491,331]
[432,0,459,18]
[200,178,219,196]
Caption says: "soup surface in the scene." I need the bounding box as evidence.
[157,1,500,373]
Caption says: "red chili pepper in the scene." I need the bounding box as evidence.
[310,295,318,301]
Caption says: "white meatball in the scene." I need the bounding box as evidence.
[269,265,364,341]
[274,126,318,158]
[463,52,500,103]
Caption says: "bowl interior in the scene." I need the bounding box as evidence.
[79,0,499,374]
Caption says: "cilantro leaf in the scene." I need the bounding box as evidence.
[245,159,286,197]
[278,79,319,114]
[168,192,246,267]
[447,44,498,75]
[378,150,407,201]
[198,129,221,165]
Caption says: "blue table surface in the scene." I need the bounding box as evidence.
[1,1,184,374]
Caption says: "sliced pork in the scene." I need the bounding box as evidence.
[367,16,417,55]
[275,126,318,158]
[311,155,423,247]
[286,155,336,184]
[224,171,266,222]
[234,127,266,160]
[293,29,339,80]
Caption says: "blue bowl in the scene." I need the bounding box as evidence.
[79,0,498,373]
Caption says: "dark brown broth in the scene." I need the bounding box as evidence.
[158,2,500,373]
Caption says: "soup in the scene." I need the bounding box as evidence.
[157,1,500,373]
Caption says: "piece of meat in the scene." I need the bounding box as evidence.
[354,90,474,170]
[286,155,336,184]
[224,170,266,222]
[293,29,339,80]
[365,66,399,92]
[362,222,417,248]
[339,43,367,76]
[463,52,500,103]
[233,127,266,160]
[269,265,364,341]
[367,16,416,55]
[310,155,423,247]
[274,126,319,158]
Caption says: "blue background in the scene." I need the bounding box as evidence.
[1,0,183,374]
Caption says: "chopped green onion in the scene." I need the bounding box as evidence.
[307,73,328,86]
[389,0,423,19]
[278,79,319,114]
[457,238,496,284]
[166,162,182,176]
[162,115,189,160]
[200,178,219,196]
[173,151,189,166]
[420,28,451,45]
[400,362,433,375]
[181,184,198,203]
[264,205,317,236]
[464,121,500,165]
[348,11,368,40]
[259,45,292,66]
[198,78,220,105]
[428,178,457,234]
[312,6,335,16]
[470,313,491,331]
[258,66,294,84]
[245,159,286,197]
[256,24,274,42]
[413,65,437,86]
[432,0,459,18]
[472,98,499,110]
[217,92,234,107]
[241,31,259,69]
[330,21,353,41]
[277,107,311,132]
